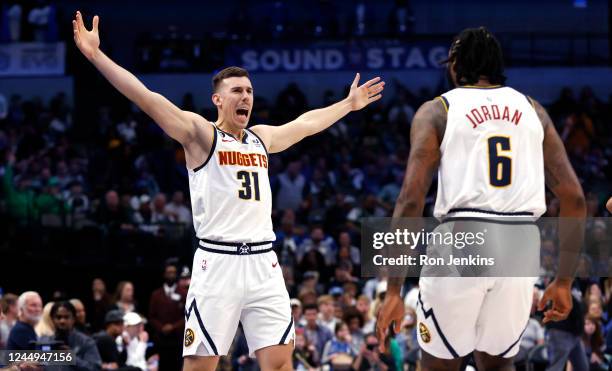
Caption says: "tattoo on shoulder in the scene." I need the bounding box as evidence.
[426,99,447,142]
[532,99,551,130]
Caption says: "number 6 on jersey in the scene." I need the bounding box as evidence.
[488,136,512,187]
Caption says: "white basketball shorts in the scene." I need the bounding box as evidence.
[416,219,539,359]
[183,240,294,357]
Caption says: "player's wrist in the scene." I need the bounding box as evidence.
[87,48,102,63]
[553,277,573,287]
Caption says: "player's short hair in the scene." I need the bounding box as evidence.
[212,66,250,92]
[444,27,506,86]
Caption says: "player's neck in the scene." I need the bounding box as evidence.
[216,120,244,140]
[471,78,495,87]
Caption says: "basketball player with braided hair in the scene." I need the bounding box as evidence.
[376,27,586,370]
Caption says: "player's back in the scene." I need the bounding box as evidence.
[434,85,546,218]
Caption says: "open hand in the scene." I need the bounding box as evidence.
[72,11,100,60]
[347,73,385,111]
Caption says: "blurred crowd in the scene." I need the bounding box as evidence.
[0,80,611,370]
[1,0,59,42]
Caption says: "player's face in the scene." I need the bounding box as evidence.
[214,76,254,128]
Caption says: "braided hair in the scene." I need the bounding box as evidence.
[445,27,506,86]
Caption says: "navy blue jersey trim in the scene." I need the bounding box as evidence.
[246,128,269,156]
[498,320,529,357]
[185,299,218,355]
[457,85,504,90]
[198,246,273,255]
[441,217,537,226]
[200,238,274,247]
[193,127,218,173]
[279,317,294,345]
[447,208,533,216]
[437,96,450,112]
[418,292,459,358]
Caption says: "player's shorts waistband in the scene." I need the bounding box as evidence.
[198,238,274,255]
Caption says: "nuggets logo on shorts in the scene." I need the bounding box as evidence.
[184,328,195,347]
[419,322,431,343]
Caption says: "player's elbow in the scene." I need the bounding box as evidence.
[557,189,586,217]
[394,194,423,216]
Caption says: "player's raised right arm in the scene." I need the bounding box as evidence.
[72,11,201,145]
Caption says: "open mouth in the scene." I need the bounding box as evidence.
[236,108,249,118]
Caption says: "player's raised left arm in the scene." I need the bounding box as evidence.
[250,73,384,153]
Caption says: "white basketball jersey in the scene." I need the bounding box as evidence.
[433,86,546,218]
[188,124,275,242]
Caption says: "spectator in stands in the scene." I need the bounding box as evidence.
[149,260,184,371]
[177,266,191,298]
[87,278,113,333]
[395,306,418,362]
[347,194,386,229]
[388,0,415,35]
[27,0,55,42]
[336,232,360,267]
[0,294,18,349]
[70,299,91,335]
[7,291,42,350]
[297,226,336,266]
[275,209,303,266]
[113,281,137,313]
[343,306,365,351]
[93,310,131,371]
[275,159,306,211]
[291,298,304,327]
[34,302,54,337]
[97,191,131,231]
[293,328,318,369]
[3,1,22,41]
[163,191,191,224]
[302,303,333,365]
[355,295,375,334]
[122,312,149,371]
[322,321,357,366]
[352,333,394,371]
[151,193,171,224]
[317,295,338,334]
[516,289,545,363]
[582,315,607,371]
[40,301,102,370]
[328,261,359,293]
[545,291,588,371]
[65,181,90,222]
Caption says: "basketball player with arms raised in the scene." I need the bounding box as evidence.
[72,11,384,371]
[376,27,586,370]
